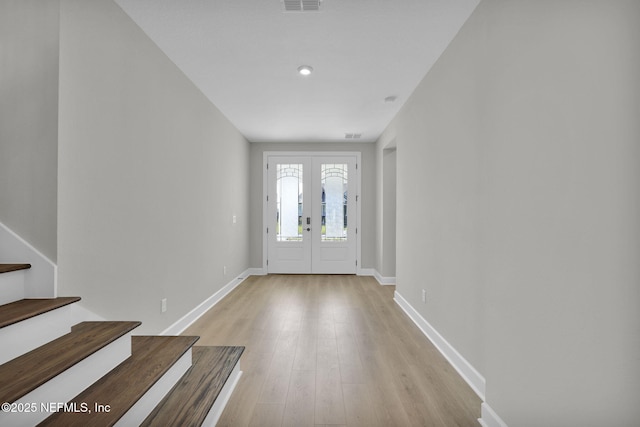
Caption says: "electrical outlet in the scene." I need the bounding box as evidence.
[232,215,237,224]
[223,266,227,276]
[161,298,167,313]
[421,289,426,303]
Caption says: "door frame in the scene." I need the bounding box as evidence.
[263,151,362,274]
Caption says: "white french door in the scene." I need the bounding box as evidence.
[266,154,358,274]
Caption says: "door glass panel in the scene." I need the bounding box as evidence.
[276,164,303,242]
[321,164,348,241]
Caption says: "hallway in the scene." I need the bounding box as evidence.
[184,275,480,426]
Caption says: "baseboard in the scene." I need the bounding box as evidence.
[357,268,379,280]
[0,220,57,298]
[393,290,486,400]
[478,402,508,427]
[245,267,266,276]
[255,266,393,285]
[357,268,395,285]
[160,269,251,336]
[373,269,395,285]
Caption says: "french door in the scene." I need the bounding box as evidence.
[266,154,358,274]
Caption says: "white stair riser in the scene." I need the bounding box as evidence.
[0,304,78,365]
[115,349,193,427]
[0,332,133,427]
[0,270,26,306]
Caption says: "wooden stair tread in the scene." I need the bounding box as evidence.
[0,321,140,404]
[140,345,244,427]
[0,297,81,329]
[39,335,200,427]
[0,263,31,274]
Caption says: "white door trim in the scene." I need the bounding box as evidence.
[263,151,362,274]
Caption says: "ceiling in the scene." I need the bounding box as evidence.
[114,0,480,143]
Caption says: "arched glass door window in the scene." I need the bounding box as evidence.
[276,164,303,242]
[321,164,348,241]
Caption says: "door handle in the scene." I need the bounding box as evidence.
[306,227,311,231]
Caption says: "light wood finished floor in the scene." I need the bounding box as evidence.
[183,275,481,427]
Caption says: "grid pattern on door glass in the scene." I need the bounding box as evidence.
[276,164,303,242]
[321,164,348,241]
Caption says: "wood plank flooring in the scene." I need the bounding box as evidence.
[183,275,481,427]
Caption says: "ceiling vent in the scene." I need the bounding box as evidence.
[283,0,321,12]
[345,133,362,139]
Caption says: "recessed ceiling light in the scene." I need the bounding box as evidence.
[297,65,313,76]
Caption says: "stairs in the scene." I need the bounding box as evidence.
[141,346,244,427]
[0,264,31,306]
[0,263,244,427]
[0,264,31,274]
[0,297,80,329]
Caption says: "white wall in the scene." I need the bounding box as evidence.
[0,0,59,262]
[249,142,376,269]
[383,0,640,425]
[381,147,396,278]
[58,0,250,334]
[375,119,397,278]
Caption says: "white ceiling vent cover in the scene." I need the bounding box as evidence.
[283,0,321,12]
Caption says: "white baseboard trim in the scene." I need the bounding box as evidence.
[245,267,266,276]
[393,290,486,400]
[373,269,395,285]
[357,268,395,285]
[0,220,57,298]
[254,266,393,285]
[160,269,251,336]
[357,267,375,277]
[478,402,508,427]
